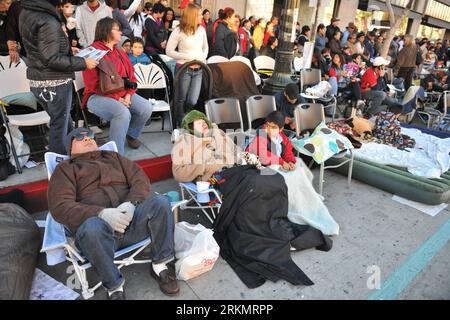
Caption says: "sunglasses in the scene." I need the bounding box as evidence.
[74,131,95,141]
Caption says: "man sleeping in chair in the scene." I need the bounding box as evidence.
[48,128,179,300]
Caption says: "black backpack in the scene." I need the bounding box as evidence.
[416,49,423,66]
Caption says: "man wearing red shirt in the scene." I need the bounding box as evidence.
[360,56,388,116]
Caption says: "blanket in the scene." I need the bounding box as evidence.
[353,127,450,179]
[270,158,340,236]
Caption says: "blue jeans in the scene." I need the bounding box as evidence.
[2,92,39,111]
[30,82,73,155]
[74,194,175,291]
[362,90,387,116]
[87,94,153,155]
[174,67,203,127]
[328,77,338,96]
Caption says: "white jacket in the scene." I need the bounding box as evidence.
[75,1,112,48]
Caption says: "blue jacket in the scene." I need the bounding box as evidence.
[315,34,327,53]
[128,53,152,65]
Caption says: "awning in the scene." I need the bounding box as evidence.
[366,0,423,20]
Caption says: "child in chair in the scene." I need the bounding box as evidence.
[128,38,152,65]
[246,111,297,172]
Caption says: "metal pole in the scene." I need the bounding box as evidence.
[262,0,301,95]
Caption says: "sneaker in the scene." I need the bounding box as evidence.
[356,100,366,110]
[150,267,180,296]
[126,135,141,149]
[107,290,126,300]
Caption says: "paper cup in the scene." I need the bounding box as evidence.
[196,181,210,203]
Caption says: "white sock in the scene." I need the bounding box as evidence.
[108,283,124,297]
[152,262,168,276]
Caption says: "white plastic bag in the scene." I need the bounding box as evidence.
[4,124,29,169]
[305,81,332,98]
[174,222,220,281]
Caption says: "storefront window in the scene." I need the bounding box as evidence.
[417,25,445,41]
[246,0,275,21]
[425,0,450,22]
[355,9,407,35]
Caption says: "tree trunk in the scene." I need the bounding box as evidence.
[380,0,413,59]
[310,0,322,42]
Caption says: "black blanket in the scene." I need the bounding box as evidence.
[213,165,333,289]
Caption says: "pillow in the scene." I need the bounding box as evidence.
[291,122,354,164]
[346,116,374,135]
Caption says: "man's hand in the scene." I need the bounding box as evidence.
[9,50,20,63]
[84,57,99,70]
[117,201,136,222]
[98,208,132,234]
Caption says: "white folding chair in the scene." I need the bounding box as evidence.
[41,141,186,299]
[134,63,173,133]
[294,103,354,196]
[0,56,50,173]
[293,56,304,73]
[230,56,262,86]
[206,55,230,64]
[253,55,275,80]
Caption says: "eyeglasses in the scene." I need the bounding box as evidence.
[74,131,95,141]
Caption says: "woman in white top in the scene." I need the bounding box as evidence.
[166,2,208,127]
[124,0,146,39]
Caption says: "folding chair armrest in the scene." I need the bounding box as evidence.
[171,200,189,212]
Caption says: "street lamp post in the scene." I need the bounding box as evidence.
[262,0,301,95]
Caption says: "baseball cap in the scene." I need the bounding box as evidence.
[331,17,340,23]
[373,56,390,67]
[285,83,299,100]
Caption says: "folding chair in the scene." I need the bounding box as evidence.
[417,91,449,130]
[0,56,50,173]
[245,95,276,130]
[293,56,304,74]
[41,141,186,299]
[253,55,275,80]
[206,55,230,64]
[134,63,173,133]
[294,103,354,196]
[300,68,338,121]
[205,98,244,133]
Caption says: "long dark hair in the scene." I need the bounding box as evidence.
[94,17,120,43]
[162,7,175,29]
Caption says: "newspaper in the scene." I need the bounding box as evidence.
[76,46,108,61]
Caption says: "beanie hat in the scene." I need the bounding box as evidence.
[64,128,91,156]
[181,110,212,136]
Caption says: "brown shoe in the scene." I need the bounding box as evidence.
[150,267,180,296]
[126,135,141,149]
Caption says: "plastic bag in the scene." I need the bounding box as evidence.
[305,81,332,98]
[4,124,30,168]
[174,222,220,281]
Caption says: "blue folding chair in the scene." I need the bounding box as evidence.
[41,141,186,299]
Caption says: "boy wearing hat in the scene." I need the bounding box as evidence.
[48,128,179,300]
[360,56,389,115]
[274,83,306,130]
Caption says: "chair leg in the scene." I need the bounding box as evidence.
[319,163,325,196]
[168,110,173,133]
[1,111,22,174]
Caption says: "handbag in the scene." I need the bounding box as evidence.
[97,57,125,95]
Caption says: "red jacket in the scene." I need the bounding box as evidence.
[82,41,137,108]
[238,27,250,56]
[246,126,297,166]
[212,19,222,46]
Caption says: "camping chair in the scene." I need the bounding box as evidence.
[134,63,173,133]
[417,91,449,130]
[300,68,338,121]
[253,55,275,80]
[0,56,50,174]
[230,56,262,87]
[294,103,354,196]
[207,55,230,64]
[171,129,223,224]
[41,141,186,299]
[245,95,276,131]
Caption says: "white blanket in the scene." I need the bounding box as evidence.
[353,128,450,179]
[270,158,340,236]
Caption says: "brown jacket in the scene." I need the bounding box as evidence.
[397,43,417,68]
[48,151,150,233]
[171,125,239,182]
